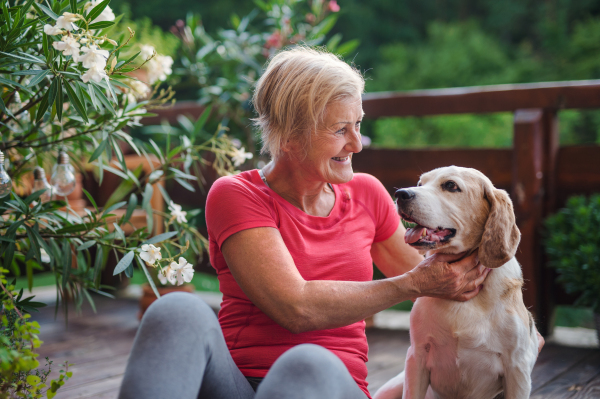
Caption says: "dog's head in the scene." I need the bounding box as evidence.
[395,166,520,268]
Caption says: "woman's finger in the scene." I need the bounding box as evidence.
[451,251,480,274]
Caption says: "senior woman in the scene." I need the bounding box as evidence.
[118,47,488,399]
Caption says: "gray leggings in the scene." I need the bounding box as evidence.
[118,292,368,399]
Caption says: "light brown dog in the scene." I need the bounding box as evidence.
[374,166,539,399]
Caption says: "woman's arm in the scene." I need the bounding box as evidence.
[222,226,488,334]
[371,223,424,278]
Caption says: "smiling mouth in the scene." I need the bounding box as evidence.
[331,155,350,162]
[400,213,456,247]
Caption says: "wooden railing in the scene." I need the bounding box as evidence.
[357,80,600,336]
[145,80,600,336]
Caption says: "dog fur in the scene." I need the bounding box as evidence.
[374,166,539,399]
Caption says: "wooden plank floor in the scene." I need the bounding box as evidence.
[32,295,600,398]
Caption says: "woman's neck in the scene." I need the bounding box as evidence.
[261,160,335,217]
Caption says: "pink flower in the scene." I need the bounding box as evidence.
[328,0,340,12]
[265,31,283,49]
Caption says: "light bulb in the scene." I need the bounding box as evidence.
[51,151,76,196]
[0,151,12,198]
[33,167,53,202]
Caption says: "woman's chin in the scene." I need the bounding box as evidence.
[325,167,354,184]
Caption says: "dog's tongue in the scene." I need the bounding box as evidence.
[405,226,426,244]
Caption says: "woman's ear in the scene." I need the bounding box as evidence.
[479,184,521,268]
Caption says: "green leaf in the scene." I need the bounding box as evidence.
[61,240,72,288]
[175,177,195,192]
[35,3,58,19]
[56,223,92,234]
[141,231,177,245]
[93,245,104,285]
[89,139,107,163]
[3,242,15,270]
[24,189,48,205]
[86,0,111,23]
[119,51,140,68]
[27,69,50,87]
[113,222,126,242]
[335,39,360,56]
[0,95,14,118]
[70,0,77,12]
[141,183,153,210]
[77,241,96,251]
[105,78,118,102]
[87,82,100,110]
[113,251,134,276]
[63,79,89,122]
[26,226,42,264]
[56,77,63,121]
[124,192,137,222]
[0,77,33,93]
[91,83,115,114]
[193,105,212,139]
[103,200,127,216]
[82,188,98,210]
[136,255,160,299]
[35,89,50,122]
[88,21,114,29]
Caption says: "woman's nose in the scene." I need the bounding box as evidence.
[346,127,363,153]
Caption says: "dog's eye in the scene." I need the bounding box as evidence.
[417,181,422,187]
[442,181,461,192]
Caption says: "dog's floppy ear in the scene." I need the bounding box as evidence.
[479,183,521,268]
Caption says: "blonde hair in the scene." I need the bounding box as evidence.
[252,46,364,158]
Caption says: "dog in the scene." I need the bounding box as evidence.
[374,166,539,399]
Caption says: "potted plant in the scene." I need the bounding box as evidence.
[544,194,600,341]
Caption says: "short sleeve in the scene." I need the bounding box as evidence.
[205,175,278,249]
[353,173,400,243]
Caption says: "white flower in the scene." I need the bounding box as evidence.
[52,35,81,61]
[139,44,155,60]
[40,248,51,263]
[146,55,173,84]
[87,0,115,24]
[157,264,173,285]
[44,24,63,36]
[170,257,194,285]
[54,14,77,31]
[80,45,109,69]
[139,244,162,265]
[81,63,107,83]
[168,201,187,223]
[231,147,253,166]
[128,79,151,100]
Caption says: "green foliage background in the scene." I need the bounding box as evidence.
[109,0,600,149]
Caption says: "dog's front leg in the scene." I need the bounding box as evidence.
[403,345,431,399]
[502,366,531,399]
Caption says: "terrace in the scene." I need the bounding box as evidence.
[29,80,600,398]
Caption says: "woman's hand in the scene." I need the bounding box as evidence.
[404,250,490,302]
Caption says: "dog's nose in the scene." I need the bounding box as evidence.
[395,189,415,201]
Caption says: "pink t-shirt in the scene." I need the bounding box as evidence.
[205,170,400,397]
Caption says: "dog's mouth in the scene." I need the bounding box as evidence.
[401,213,456,247]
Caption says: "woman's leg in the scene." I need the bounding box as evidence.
[255,344,368,399]
[118,292,255,399]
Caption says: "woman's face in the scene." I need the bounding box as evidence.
[294,96,364,185]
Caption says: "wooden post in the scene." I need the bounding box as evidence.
[512,109,548,335]
[540,110,560,336]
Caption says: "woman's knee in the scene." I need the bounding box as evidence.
[273,344,345,375]
[142,292,218,330]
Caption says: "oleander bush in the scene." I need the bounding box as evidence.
[544,194,600,314]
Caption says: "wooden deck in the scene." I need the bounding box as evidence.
[33,295,600,398]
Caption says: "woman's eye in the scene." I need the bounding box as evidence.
[442,181,461,192]
[336,128,345,134]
